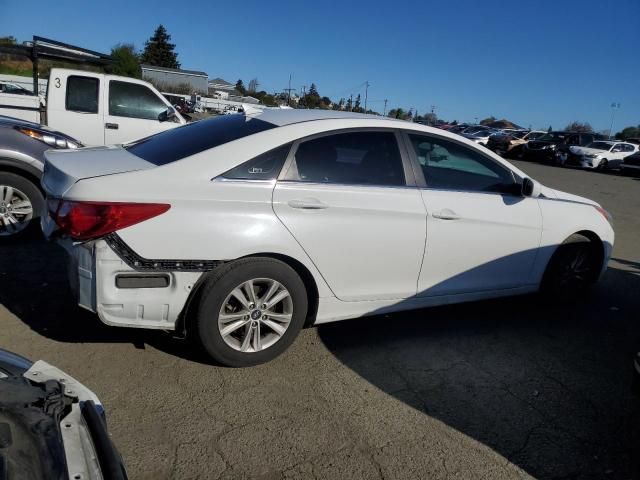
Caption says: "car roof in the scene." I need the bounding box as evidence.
[253,109,396,127]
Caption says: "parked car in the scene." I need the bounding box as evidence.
[523,131,605,163]
[565,141,638,170]
[487,130,546,158]
[0,115,81,238]
[462,128,500,146]
[447,123,472,134]
[41,110,614,367]
[621,150,640,176]
[0,348,128,479]
[0,81,36,96]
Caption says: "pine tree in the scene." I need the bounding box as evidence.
[108,44,141,78]
[235,79,246,95]
[140,25,180,69]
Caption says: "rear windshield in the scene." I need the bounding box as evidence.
[126,114,276,165]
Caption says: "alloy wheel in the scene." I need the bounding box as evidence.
[217,278,293,353]
[0,185,34,236]
[557,245,592,290]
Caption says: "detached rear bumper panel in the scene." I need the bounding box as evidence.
[65,239,203,330]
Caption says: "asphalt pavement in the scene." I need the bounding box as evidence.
[0,160,638,479]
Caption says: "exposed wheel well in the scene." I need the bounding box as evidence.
[177,253,320,337]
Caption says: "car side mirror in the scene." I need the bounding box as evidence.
[522,177,540,197]
[158,106,176,123]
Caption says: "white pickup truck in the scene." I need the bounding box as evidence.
[0,68,185,146]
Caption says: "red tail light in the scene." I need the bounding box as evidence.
[49,200,170,241]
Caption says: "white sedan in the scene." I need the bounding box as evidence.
[569,140,638,170]
[41,110,614,366]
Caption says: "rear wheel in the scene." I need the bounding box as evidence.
[194,257,308,367]
[541,234,600,300]
[0,173,43,240]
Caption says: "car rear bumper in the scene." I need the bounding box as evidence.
[61,238,202,330]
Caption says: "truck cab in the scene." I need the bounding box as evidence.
[46,68,186,145]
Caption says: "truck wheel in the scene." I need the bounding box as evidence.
[194,257,308,367]
[0,172,44,240]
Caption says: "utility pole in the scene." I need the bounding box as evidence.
[383,99,388,116]
[349,94,353,112]
[283,73,295,106]
[609,102,620,139]
[364,81,369,112]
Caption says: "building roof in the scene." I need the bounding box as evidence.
[140,64,208,77]
[208,78,234,87]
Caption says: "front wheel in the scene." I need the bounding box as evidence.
[0,172,44,240]
[598,158,609,171]
[194,257,308,367]
[541,234,600,300]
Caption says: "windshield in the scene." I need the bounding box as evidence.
[537,133,565,142]
[126,114,276,165]
[586,141,613,151]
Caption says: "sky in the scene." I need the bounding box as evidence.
[1,0,639,132]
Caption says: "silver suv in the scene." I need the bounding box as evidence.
[0,115,80,239]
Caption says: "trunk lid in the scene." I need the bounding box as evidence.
[42,146,155,197]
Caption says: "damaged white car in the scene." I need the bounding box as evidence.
[42,110,614,366]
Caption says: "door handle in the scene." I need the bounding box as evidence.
[105,123,119,130]
[287,198,329,210]
[432,209,460,220]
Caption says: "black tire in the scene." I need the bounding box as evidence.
[598,159,609,171]
[0,172,44,241]
[194,257,308,367]
[541,234,600,301]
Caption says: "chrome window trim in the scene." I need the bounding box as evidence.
[275,179,420,191]
[212,177,277,185]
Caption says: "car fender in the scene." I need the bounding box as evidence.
[0,153,43,181]
[532,197,614,283]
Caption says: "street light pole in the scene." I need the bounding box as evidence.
[364,81,369,112]
[609,102,620,139]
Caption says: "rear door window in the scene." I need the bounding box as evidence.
[66,76,99,113]
[286,131,405,186]
[126,114,276,165]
